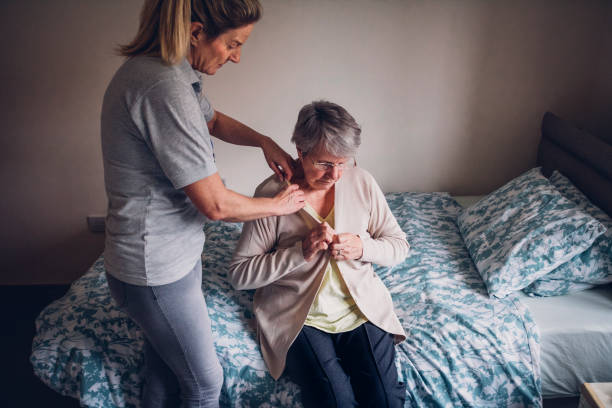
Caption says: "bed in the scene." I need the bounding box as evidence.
[520,112,612,400]
[31,112,612,407]
[454,198,612,401]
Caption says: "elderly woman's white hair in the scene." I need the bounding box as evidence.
[291,100,361,158]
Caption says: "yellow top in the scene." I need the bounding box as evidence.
[301,203,368,333]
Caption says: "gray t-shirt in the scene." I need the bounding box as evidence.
[101,56,217,286]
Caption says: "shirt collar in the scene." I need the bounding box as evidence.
[177,58,203,94]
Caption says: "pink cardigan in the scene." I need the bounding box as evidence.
[228,167,409,379]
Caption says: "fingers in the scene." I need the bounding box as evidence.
[309,229,332,246]
[285,184,305,205]
[290,189,305,207]
[304,225,365,261]
[282,160,294,182]
[330,233,363,261]
[330,244,352,258]
[274,183,305,216]
[272,160,293,182]
[302,222,335,261]
[335,233,350,243]
[269,160,284,181]
[285,183,300,192]
[330,242,347,252]
[320,221,336,235]
[331,244,351,261]
[330,234,350,252]
[316,222,335,243]
[262,138,295,181]
[331,245,356,261]
[304,231,363,261]
[303,234,329,261]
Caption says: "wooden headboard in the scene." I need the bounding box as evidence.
[537,112,612,217]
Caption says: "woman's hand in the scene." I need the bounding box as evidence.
[261,137,295,181]
[330,233,363,261]
[302,222,336,262]
[272,183,305,216]
[206,113,295,180]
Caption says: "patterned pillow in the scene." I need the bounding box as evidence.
[457,168,606,298]
[522,171,612,296]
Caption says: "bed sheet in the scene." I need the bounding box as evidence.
[31,192,541,407]
[517,287,612,398]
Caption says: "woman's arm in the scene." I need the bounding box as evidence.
[183,173,303,222]
[208,111,295,181]
[228,216,308,290]
[228,179,315,290]
[356,175,410,267]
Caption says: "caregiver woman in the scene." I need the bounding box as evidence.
[100,0,304,407]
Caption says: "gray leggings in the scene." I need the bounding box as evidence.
[106,260,223,408]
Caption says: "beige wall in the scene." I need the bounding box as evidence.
[0,1,141,283]
[1,0,610,284]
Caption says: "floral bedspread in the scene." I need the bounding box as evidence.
[31,192,541,407]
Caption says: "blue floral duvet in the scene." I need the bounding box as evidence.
[31,193,541,407]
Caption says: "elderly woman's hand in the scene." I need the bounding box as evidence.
[261,136,295,181]
[302,222,335,262]
[330,233,363,261]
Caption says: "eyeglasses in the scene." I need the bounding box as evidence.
[309,157,356,171]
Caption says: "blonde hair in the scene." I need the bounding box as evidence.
[118,0,262,65]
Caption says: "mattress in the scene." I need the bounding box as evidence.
[455,195,612,398]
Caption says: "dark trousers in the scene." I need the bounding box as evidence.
[284,322,405,408]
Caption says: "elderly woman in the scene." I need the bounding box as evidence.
[229,101,408,407]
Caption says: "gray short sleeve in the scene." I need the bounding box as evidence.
[200,92,215,123]
[132,79,217,189]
